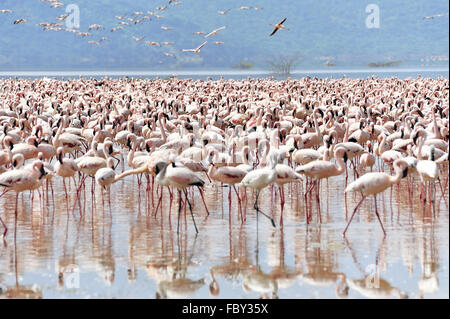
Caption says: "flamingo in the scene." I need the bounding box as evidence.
[154,161,205,233]
[0,160,47,236]
[54,147,79,198]
[240,152,279,227]
[343,159,409,235]
[295,147,347,222]
[205,26,226,38]
[269,18,288,36]
[274,155,303,214]
[208,149,247,222]
[416,137,439,203]
[181,41,207,54]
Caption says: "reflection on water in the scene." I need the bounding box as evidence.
[0,163,448,299]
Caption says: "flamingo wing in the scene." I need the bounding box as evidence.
[196,41,207,50]
[269,27,278,36]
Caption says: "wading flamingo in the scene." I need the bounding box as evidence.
[343,159,409,236]
[240,152,279,227]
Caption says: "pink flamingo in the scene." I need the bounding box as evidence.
[0,160,47,236]
[295,147,347,223]
[343,159,409,236]
[154,161,205,233]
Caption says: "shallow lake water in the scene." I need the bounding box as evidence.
[0,159,448,299]
[1,67,448,81]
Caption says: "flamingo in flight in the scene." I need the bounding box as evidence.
[182,41,207,54]
[205,26,226,38]
[269,18,289,36]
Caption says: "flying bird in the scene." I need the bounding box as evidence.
[0,9,12,13]
[56,14,69,21]
[205,26,226,38]
[218,9,230,15]
[269,18,289,36]
[423,13,448,19]
[88,24,104,31]
[163,52,176,58]
[50,2,63,8]
[213,41,224,45]
[182,41,207,54]
[13,19,27,24]
[132,36,145,42]
[161,26,173,31]
[77,31,91,37]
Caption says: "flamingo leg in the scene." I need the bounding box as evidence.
[373,195,386,236]
[0,215,7,237]
[253,191,276,227]
[0,188,8,198]
[279,185,285,226]
[233,185,243,224]
[154,187,163,217]
[343,195,366,236]
[197,186,210,216]
[177,190,182,234]
[183,189,198,234]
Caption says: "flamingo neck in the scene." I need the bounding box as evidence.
[313,110,320,137]
[159,115,167,142]
[389,163,404,185]
[379,135,387,154]
[343,120,349,143]
[417,136,424,161]
[242,149,249,165]
[432,110,440,139]
[335,153,346,175]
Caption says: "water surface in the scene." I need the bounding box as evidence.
[0,162,448,299]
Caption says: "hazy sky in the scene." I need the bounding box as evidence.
[0,0,448,70]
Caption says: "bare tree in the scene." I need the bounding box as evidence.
[267,53,301,75]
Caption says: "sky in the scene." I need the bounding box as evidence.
[0,0,448,70]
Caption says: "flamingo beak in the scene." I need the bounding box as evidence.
[402,168,408,178]
[343,152,348,162]
[40,165,47,179]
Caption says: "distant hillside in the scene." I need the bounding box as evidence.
[0,0,448,70]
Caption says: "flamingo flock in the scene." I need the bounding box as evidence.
[0,76,448,238]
